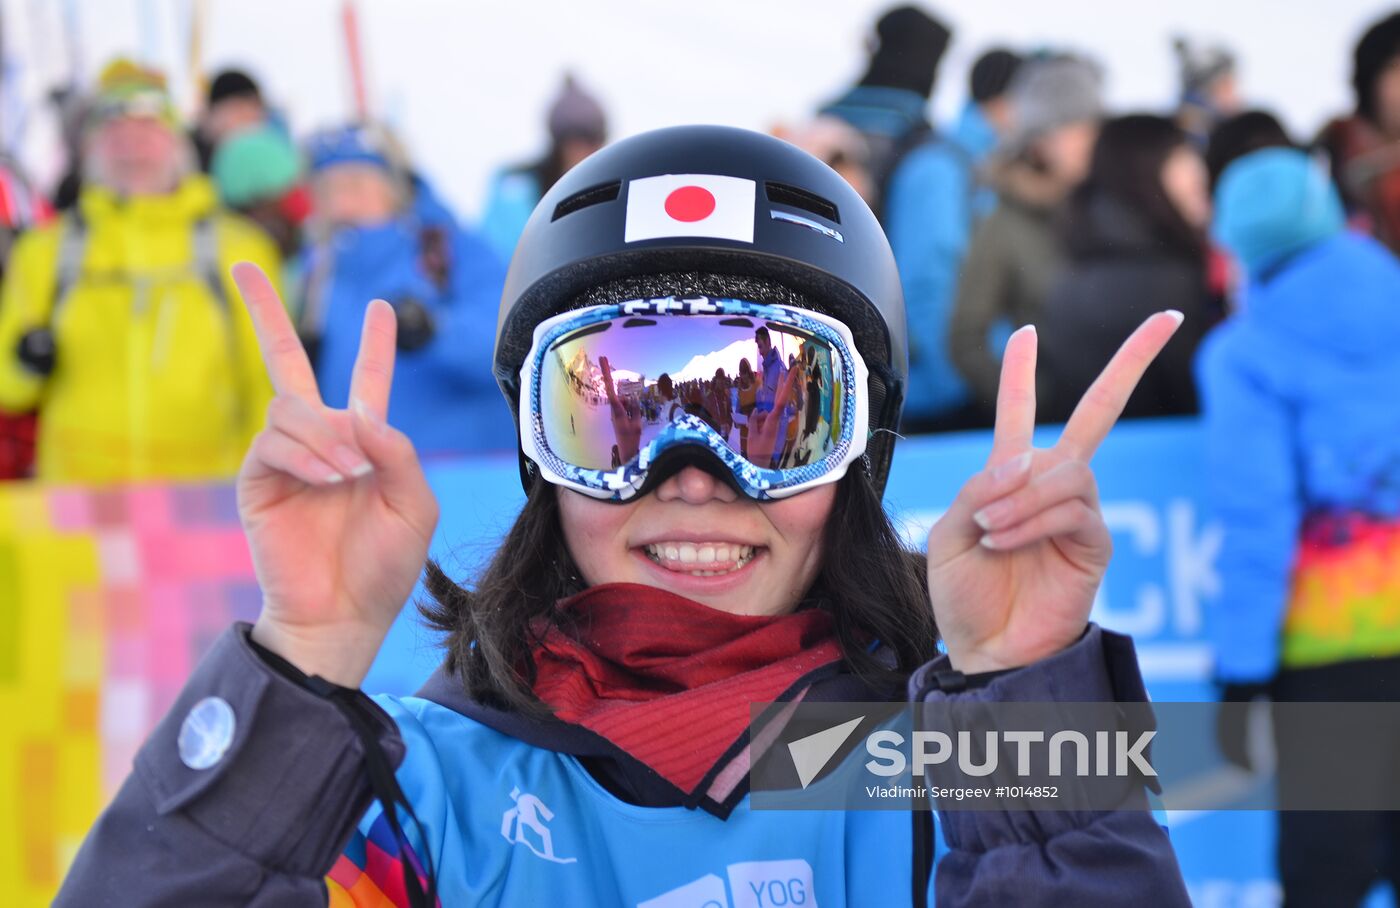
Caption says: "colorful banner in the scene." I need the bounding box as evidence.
[0,484,260,905]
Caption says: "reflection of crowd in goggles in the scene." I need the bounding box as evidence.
[559,321,838,471]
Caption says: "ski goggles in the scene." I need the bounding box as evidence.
[519,296,870,501]
[88,90,181,132]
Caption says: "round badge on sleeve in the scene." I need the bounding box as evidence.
[178,696,237,770]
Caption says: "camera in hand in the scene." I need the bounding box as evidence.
[392,298,436,352]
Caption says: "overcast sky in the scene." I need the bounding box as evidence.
[4,0,1392,219]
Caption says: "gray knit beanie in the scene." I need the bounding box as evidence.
[1003,54,1104,154]
[547,74,607,145]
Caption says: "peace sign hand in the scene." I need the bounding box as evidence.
[232,263,439,688]
[925,312,1184,674]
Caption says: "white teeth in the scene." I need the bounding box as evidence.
[643,541,758,575]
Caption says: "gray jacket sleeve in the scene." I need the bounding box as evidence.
[55,623,404,907]
[910,625,1191,908]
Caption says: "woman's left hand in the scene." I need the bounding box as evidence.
[925,312,1183,674]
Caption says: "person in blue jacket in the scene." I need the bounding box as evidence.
[299,123,515,457]
[57,126,1188,907]
[1198,146,1400,906]
[950,48,1023,220]
[479,74,608,263]
[822,6,979,433]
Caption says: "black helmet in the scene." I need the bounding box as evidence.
[494,125,908,496]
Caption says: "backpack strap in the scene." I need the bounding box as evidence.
[296,238,336,352]
[874,123,932,209]
[47,211,234,350]
[874,125,980,226]
[192,216,228,313]
[51,211,88,325]
[192,216,252,432]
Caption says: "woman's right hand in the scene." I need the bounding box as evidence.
[232,263,440,687]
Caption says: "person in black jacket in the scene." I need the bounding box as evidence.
[1037,114,1212,423]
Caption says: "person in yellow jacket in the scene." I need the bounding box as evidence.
[0,59,281,484]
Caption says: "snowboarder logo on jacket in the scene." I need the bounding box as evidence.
[501,786,578,865]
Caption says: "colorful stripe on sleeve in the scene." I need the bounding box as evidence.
[325,811,436,908]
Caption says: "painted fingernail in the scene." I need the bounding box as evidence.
[332,445,373,478]
[973,499,1012,531]
[991,451,1032,483]
[1163,310,1184,326]
[320,465,345,484]
[978,533,1003,550]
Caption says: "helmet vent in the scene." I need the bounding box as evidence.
[764,182,840,223]
[551,180,622,221]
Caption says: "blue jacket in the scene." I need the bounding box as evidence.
[57,623,1189,905]
[302,178,515,456]
[822,86,974,423]
[1198,154,1400,681]
[949,102,999,219]
[479,167,542,264]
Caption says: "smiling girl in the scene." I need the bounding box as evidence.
[58,126,1190,907]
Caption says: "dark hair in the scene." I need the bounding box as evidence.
[1354,11,1400,124]
[1064,113,1203,259]
[421,469,937,714]
[207,69,261,107]
[1206,110,1293,189]
[970,48,1023,103]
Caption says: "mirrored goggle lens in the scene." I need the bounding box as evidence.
[539,312,849,473]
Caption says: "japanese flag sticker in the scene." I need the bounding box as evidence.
[624,174,756,244]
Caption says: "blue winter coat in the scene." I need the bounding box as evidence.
[822,86,973,423]
[302,178,515,456]
[949,101,999,219]
[1197,154,1400,681]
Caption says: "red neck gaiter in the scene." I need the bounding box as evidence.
[529,582,844,796]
